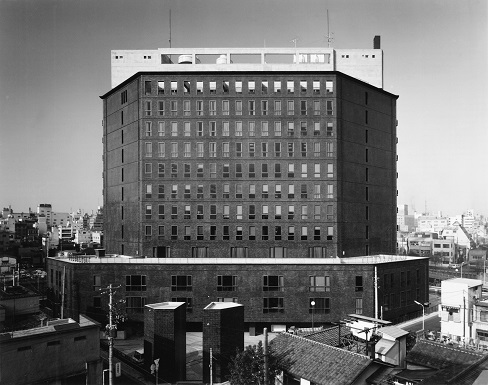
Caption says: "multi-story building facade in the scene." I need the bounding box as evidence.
[101,43,398,258]
[46,254,429,329]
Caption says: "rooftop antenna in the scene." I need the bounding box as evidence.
[169,9,172,48]
[290,38,298,48]
[326,9,334,47]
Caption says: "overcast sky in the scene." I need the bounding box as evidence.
[0,0,486,216]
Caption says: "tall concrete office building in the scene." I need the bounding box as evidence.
[101,37,398,259]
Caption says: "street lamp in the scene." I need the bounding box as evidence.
[414,300,425,331]
[311,300,315,330]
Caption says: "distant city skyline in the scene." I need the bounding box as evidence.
[1,0,486,215]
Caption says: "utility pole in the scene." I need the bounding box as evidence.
[101,284,120,385]
[264,327,269,385]
[209,347,213,385]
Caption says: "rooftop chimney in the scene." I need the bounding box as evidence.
[374,35,381,49]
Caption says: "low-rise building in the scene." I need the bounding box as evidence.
[0,315,101,385]
[46,254,429,330]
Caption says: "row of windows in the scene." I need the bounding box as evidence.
[17,336,87,352]
[141,99,334,117]
[141,203,334,221]
[143,182,332,200]
[139,162,332,179]
[142,140,334,159]
[105,274,357,293]
[383,289,421,311]
[139,79,334,98]
[117,296,338,314]
[383,270,421,289]
[138,225,335,241]
[141,120,334,137]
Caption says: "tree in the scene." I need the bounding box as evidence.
[228,341,281,385]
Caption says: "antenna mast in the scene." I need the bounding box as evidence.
[326,9,334,47]
[169,9,172,48]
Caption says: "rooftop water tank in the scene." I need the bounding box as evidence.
[216,54,232,64]
[178,54,193,64]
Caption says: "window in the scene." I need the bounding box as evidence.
[126,275,147,291]
[121,89,128,104]
[262,164,269,178]
[217,275,237,291]
[269,246,287,258]
[274,142,281,157]
[223,142,230,157]
[261,121,269,136]
[355,276,363,292]
[236,163,243,178]
[262,184,269,198]
[300,80,307,93]
[145,204,152,219]
[223,205,230,220]
[274,100,282,115]
[195,100,203,116]
[145,142,153,157]
[209,81,216,94]
[262,100,268,115]
[263,275,284,291]
[144,81,152,95]
[301,164,307,178]
[145,101,152,116]
[172,275,192,291]
[197,81,203,94]
[155,163,164,178]
[171,225,178,240]
[248,142,255,158]
[158,204,165,220]
[126,297,146,313]
[275,205,282,219]
[171,205,178,220]
[184,205,191,220]
[249,204,256,220]
[223,80,230,93]
[248,80,255,94]
[236,206,243,220]
[222,100,229,115]
[300,100,307,115]
[261,81,268,94]
[221,121,230,137]
[235,81,242,94]
[192,246,207,257]
[236,184,243,199]
[249,100,255,115]
[210,225,217,240]
[326,80,334,93]
[200,121,207,136]
[157,142,165,158]
[301,205,308,220]
[249,121,255,136]
[171,142,178,157]
[248,163,256,178]
[209,100,216,115]
[170,100,177,116]
[236,100,242,115]
[223,163,230,178]
[184,142,191,157]
[262,205,269,220]
[288,122,294,136]
[313,100,321,115]
[313,142,320,157]
[326,100,333,115]
[145,163,152,175]
[210,205,217,219]
[209,142,217,157]
[235,121,243,136]
[327,226,333,240]
[309,297,330,314]
[309,276,330,292]
[355,298,363,314]
[223,225,230,240]
[288,143,294,157]
[184,164,191,178]
[210,163,216,178]
[301,226,308,240]
[170,122,178,136]
[249,226,256,240]
[262,225,269,240]
[288,205,295,220]
[327,184,333,199]
[145,184,152,198]
[301,142,307,157]
[93,275,101,291]
[274,81,281,94]
[249,184,256,198]
[183,80,190,93]
[274,163,281,178]
[326,122,334,137]
[236,225,243,240]
[287,100,294,115]
[145,122,152,137]
[314,226,321,240]
[287,80,294,94]
[263,297,284,313]
[315,164,322,178]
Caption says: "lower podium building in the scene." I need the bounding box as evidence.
[46,254,428,330]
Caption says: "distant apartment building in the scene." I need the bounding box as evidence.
[407,232,438,256]
[432,238,455,263]
[416,216,448,234]
[396,204,415,232]
[88,207,103,231]
[101,40,398,258]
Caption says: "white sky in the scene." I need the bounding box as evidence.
[0,0,486,216]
